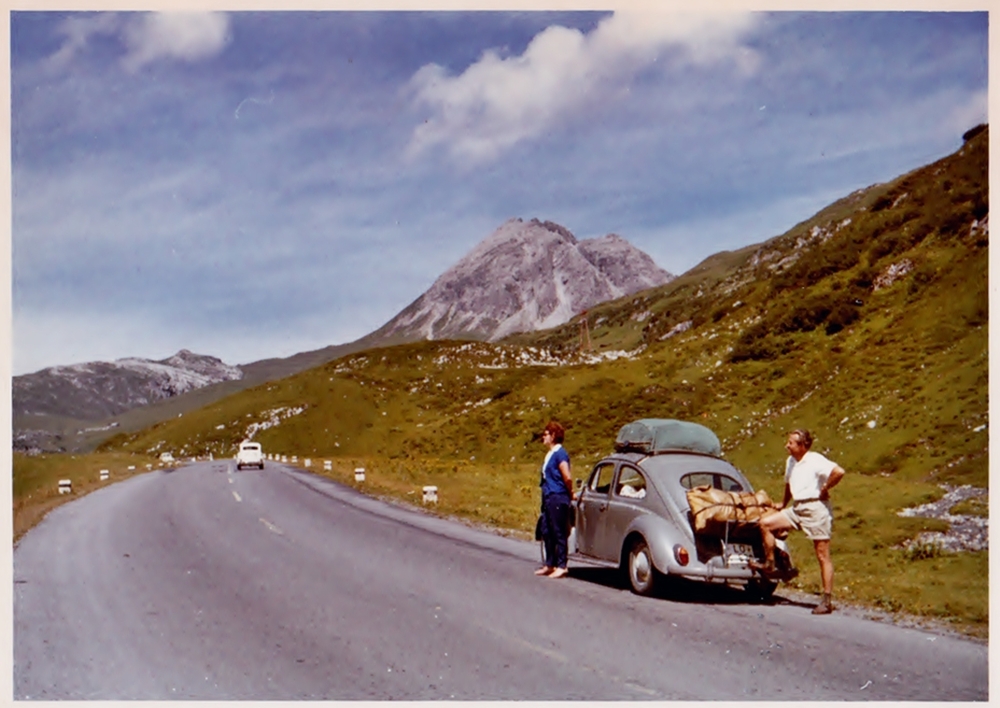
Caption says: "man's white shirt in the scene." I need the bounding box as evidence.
[785,450,837,501]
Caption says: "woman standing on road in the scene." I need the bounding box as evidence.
[536,421,573,579]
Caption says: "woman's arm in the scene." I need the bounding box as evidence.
[559,460,573,496]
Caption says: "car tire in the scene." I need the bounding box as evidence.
[746,578,778,603]
[236,463,242,471]
[627,538,659,596]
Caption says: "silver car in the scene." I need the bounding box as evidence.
[571,449,793,600]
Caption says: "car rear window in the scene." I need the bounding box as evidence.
[680,472,744,492]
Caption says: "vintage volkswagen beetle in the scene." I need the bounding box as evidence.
[570,419,793,600]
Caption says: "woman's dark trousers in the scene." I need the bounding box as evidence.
[541,494,571,569]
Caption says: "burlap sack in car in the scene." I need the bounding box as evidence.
[686,485,776,535]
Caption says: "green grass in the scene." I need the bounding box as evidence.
[950,495,988,517]
[13,451,154,542]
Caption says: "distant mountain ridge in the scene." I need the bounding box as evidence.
[14,349,243,421]
[370,217,674,342]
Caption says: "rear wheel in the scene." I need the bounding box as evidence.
[627,538,659,596]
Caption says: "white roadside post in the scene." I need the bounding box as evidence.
[324,460,332,471]
[99,469,110,481]
[422,486,438,504]
[58,479,72,494]
[304,458,312,468]
[127,465,136,471]
[292,456,298,463]
[355,467,366,483]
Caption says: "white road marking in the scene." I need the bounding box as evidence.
[232,491,242,502]
[259,518,283,535]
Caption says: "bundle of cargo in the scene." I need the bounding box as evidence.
[614,418,722,457]
[686,485,777,537]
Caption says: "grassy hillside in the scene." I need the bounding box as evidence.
[19,127,987,634]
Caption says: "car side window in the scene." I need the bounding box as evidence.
[615,466,647,500]
[588,463,615,495]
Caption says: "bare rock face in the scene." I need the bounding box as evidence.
[375,218,674,342]
[13,350,244,420]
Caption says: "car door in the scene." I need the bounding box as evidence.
[575,461,615,557]
[598,464,650,560]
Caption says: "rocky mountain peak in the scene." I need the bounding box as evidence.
[13,350,244,423]
[372,217,674,343]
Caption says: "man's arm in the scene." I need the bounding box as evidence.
[781,482,792,509]
[820,465,845,500]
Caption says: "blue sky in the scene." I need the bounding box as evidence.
[10,9,988,375]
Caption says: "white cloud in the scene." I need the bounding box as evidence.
[406,11,760,165]
[121,12,230,72]
[45,14,121,70]
[42,12,230,74]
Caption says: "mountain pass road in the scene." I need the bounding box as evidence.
[14,461,988,700]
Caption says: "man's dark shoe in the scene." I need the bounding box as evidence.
[749,560,783,580]
[778,565,800,581]
[811,600,835,615]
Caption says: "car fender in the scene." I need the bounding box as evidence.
[621,513,688,575]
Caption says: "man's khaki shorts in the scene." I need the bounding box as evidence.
[782,500,833,541]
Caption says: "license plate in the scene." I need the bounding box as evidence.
[725,543,754,566]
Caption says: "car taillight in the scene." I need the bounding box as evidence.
[673,544,690,566]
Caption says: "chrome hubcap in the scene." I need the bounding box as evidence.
[632,548,651,587]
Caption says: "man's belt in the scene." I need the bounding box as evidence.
[793,497,822,504]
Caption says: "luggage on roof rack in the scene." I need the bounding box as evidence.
[614,418,722,457]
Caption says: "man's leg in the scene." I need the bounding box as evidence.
[812,539,835,613]
[759,510,795,567]
[814,539,833,593]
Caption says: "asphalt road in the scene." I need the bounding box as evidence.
[14,461,988,700]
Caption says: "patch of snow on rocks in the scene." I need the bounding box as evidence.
[897,485,988,552]
[873,259,914,291]
[245,405,307,439]
[659,320,693,340]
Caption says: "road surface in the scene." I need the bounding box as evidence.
[13,461,988,700]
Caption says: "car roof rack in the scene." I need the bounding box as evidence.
[614,418,722,457]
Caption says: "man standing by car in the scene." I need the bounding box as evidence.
[758,429,846,614]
